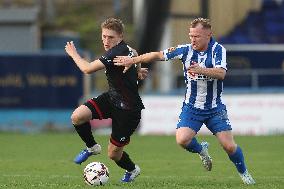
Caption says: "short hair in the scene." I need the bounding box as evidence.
[190,18,211,30]
[101,18,124,34]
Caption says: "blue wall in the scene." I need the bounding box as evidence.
[0,53,83,109]
[0,53,83,132]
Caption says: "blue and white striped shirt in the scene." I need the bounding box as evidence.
[163,38,227,111]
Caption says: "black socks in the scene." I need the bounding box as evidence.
[115,151,135,172]
[74,122,97,148]
[74,123,135,172]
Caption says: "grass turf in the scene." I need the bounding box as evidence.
[0,133,283,189]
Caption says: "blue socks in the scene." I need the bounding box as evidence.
[186,140,247,174]
[185,137,202,153]
[228,146,247,174]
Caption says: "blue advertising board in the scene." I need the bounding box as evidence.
[0,53,83,109]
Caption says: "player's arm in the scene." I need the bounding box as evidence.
[123,46,139,73]
[188,63,226,80]
[114,51,165,67]
[129,48,145,73]
[65,41,105,74]
[122,47,149,78]
[188,45,227,80]
[134,51,165,64]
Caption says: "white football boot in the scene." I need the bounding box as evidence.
[239,170,256,184]
[121,165,141,182]
[199,141,213,171]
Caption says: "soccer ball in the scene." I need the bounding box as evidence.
[83,162,110,186]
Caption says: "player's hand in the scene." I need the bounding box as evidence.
[113,56,134,67]
[122,65,132,73]
[138,68,148,80]
[65,41,78,58]
[187,61,202,74]
[114,56,135,73]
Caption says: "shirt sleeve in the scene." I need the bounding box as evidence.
[99,49,115,66]
[213,45,227,70]
[99,43,129,66]
[162,45,189,61]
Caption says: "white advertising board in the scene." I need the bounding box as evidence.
[140,94,284,135]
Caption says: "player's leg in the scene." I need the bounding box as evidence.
[109,108,141,182]
[108,143,140,182]
[208,109,255,184]
[72,94,110,164]
[176,127,200,152]
[176,104,212,171]
[176,127,212,171]
[71,105,97,147]
[216,131,255,184]
[71,105,101,164]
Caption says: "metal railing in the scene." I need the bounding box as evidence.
[225,68,284,90]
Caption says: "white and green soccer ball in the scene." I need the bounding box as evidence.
[83,162,109,186]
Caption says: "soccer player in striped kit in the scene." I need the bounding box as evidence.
[114,18,255,184]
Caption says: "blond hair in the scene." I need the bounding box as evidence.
[190,18,211,30]
[101,18,124,34]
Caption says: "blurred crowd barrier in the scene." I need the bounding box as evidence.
[0,109,72,132]
[140,94,284,136]
[1,94,283,135]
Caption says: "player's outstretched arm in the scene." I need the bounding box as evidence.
[114,51,164,67]
[128,47,149,78]
[65,41,105,74]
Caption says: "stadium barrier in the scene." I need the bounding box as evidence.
[0,109,72,132]
[1,94,283,135]
[140,94,284,135]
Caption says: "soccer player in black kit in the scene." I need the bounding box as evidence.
[65,18,147,182]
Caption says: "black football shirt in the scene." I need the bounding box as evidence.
[99,41,144,110]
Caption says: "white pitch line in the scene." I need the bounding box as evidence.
[2,174,80,178]
[2,174,284,179]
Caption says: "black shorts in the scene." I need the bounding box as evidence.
[84,93,141,147]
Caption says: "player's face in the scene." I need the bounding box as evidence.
[189,24,212,52]
[101,28,123,51]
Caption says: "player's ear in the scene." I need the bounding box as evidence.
[207,30,212,37]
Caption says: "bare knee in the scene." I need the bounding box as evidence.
[71,106,92,125]
[222,143,237,154]
[176,127,195,149]
[176,136,192,148]
[216,131,237,155]
[71,112,85,125]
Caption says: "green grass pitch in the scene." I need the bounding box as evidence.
[0,133,283,189]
